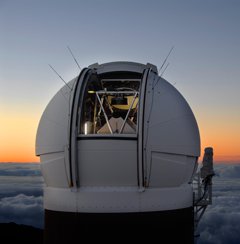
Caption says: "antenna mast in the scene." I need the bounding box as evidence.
[160,62,170,77]
[67,46,81,70]
[48,64,72,90]
[158,46,174,73]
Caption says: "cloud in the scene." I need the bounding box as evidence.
[198,164,240,244]
[198,197,240,244]
[199,214,240,244]
[0,194,43,228]
[0,163,44,228]
[0,163,42,177]
[215,164,240,178]
[0,176,43,198]
[0,163,43,197]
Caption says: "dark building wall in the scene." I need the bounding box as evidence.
[44,207,194,243]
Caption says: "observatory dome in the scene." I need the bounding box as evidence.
[36,61,200,242]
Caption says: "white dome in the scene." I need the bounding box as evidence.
[36,61,200,213]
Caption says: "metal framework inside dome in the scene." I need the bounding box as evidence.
[79,76,140,135]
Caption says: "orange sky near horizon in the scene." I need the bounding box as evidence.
[0,106,40,163]
[197,107,240,163]
[0,104,239,163]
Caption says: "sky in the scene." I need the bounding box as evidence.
[0,0,239,162]
[0,163,240,243]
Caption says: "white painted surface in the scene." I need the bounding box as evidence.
[77,140,138,186]
[88,61,158,74]
[148,152,196,187]
[40,152,70,187]
[143,75,200,157]
[36,78,76,156]
[44,184,193,212]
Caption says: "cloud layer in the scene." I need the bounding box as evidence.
[198,164,240,244]
[0,164,42,177]
[0,194,43,228]
[0,163,44,228]
[0,163,240,242]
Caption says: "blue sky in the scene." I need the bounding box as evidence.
[1,0,240,105]
[0,0,240,161]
